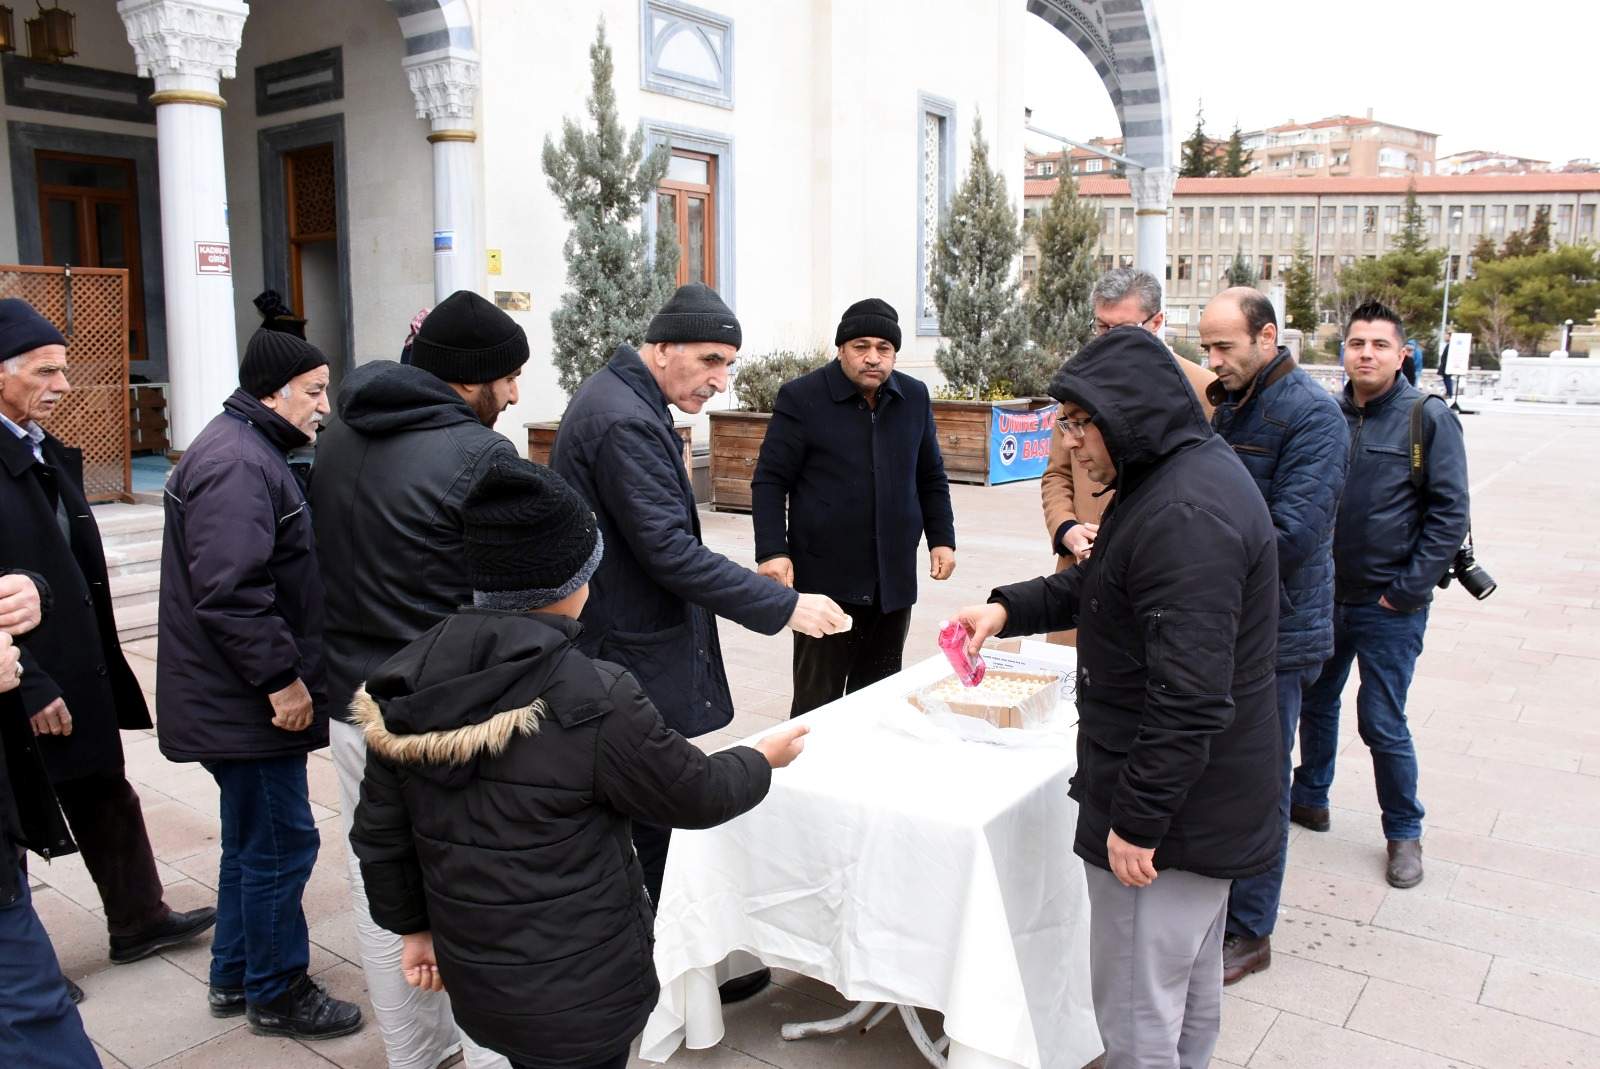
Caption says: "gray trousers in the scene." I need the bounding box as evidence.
[1083,864,1230,1069]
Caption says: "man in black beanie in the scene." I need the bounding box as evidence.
[552,283,848,984]
[0,297,218,983]
[752,298,956,715]
[308,288,523,1068]
[350,455,808,1069]
[158,328,363,1039]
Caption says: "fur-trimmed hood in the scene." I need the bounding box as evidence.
[353,608,585,788]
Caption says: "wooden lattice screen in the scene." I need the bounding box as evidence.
[0,265,132,503]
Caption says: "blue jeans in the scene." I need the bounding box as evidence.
[0,862,99,1068]
[202,756,319,1005]
[1227,666,1320,940]
[1292,601,1428,841]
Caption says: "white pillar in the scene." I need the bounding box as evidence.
[1129,167,1176,285]
[404,50,481,302]
[118,0,247,453]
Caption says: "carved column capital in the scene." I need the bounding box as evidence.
[404,50,480,124]
[117,0,247,84]
[1128,167,1177,211]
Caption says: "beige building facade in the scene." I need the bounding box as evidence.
[1023,173,1600,337]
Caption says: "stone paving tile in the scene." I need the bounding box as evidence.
[1372,892,1600,983]
[1346,977,1594,1069]
[148,1028,334,1068]
[1213,994,1277,1066]
[1446,864,1600,936]
[77,954,245,1067]
[1269,907,1490,1001]
[1223,950,1367,1027]
[1478,957,1600,1039]
[1248,1010,1482,1069]
[94,1042,131,1069]
[1276,864,1389,924]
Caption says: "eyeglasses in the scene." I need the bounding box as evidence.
[1061,417,1094,439]
[1092,313,1158,336]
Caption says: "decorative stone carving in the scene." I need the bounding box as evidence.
[117,0,247,84]
[1128,166,1176,211]
[404,52,480,122]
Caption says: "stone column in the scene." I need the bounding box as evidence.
[118,0,246,453]
[404,50,481,302]
[1128,167,1176,285]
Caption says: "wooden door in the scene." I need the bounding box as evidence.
[36,151,147,363]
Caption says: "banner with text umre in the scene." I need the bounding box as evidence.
[987,405,1056,485]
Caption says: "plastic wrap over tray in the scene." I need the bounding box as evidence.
[907,670,1061,730]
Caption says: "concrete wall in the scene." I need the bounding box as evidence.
[478,0,1028,444]
[222,0,434,368]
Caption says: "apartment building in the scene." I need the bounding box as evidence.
[1242,113,1437,179]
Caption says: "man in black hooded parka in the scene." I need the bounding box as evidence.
[958,326,1281,1069]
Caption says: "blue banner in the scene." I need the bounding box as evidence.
[987,405,1055,484]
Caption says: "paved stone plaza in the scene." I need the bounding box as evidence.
[40,400,1600,1069]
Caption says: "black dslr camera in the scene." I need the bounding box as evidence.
[1439,532,1496,600]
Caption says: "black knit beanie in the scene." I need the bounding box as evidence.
[410,290,530,384]
[239,328,329,398]
[0,298,66,361]
[834,297,901,351]
[253,290,307,339]
[644,282,742,350]
[465,456,604,610]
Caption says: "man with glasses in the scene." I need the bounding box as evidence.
[1040,270,1215,641]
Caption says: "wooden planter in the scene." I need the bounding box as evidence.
[707,410,773,512]
[526,420,694,472]
[930,398,1045,485]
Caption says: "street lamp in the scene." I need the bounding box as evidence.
[1562,318,1575,352]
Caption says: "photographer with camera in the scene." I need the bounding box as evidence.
[1291,301,1470,891]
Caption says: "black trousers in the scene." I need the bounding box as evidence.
[512,1049,629,1069]
[789,603,913,718]
[52,772,167,937]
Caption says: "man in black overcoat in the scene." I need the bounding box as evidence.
[0,298,214,966]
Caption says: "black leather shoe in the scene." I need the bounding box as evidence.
[1222,933,1271,985]
[718,966,772,1005]
[109,906,218,964]
[64,977,84,1005]
[208,985,246,1018]
[1289,803,1330,833]
[1386,839,1424,889]
[247,974,363,1040]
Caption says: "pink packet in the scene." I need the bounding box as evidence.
[937,619,987,688]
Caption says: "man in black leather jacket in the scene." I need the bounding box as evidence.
[308,290,524,1069]
[1291,301,1470,891]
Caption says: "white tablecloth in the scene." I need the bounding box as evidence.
[638,652,1103,1069]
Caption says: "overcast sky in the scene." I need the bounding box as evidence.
[1022,0,1598,166]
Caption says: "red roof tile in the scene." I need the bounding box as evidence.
[1023,174,1600,199]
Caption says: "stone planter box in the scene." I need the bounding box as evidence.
[526,420,694,470]
[707,410,773,512]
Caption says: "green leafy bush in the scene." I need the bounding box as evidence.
[731,348,831,412]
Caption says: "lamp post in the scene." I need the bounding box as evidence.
[0,7,16,53]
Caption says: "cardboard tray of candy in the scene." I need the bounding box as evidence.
[907,670,1061,730]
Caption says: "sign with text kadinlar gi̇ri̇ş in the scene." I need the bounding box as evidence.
[987,404,1055,484]
[195,242,232,276]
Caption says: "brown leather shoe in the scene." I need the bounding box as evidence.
[1222,933,1271,985]
[1386,839,1424,888]
[1290,803,1330,832]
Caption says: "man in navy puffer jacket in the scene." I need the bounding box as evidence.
[1200,288,1350,984]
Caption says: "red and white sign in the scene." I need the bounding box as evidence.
[195,242,232,276]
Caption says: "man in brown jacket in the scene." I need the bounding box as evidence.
[1041,269,1217,642]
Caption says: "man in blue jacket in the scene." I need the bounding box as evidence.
[1199,288,1349,984]
[751,298,956,715]
[158,330,362,1040]
[1292,300,1470,891]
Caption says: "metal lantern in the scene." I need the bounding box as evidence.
[0,7,16,53]
[25,1,73,63]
